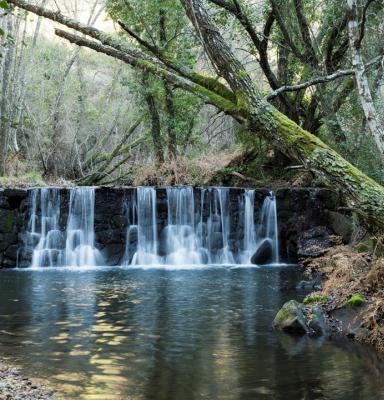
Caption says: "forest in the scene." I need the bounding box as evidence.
[0,0,384,399]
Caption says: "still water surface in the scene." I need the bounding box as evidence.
[0,266,383,399]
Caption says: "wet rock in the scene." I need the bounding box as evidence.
[297,226,341,258]
[273,300,309,334]
[4,244,19,261]
[307,305,327,336]
[296,276,322,291]
[102,244,125,266]
[251,239,273,265]
[273,300,327,336]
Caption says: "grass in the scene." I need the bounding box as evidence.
[303,295,328,305]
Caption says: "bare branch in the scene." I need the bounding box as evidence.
[267,54,383,99]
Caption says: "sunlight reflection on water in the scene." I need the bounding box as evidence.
[0,267,383,400]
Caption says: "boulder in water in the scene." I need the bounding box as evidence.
[251,239,273,265]
[273,300,309,334]
[273,300,327,336]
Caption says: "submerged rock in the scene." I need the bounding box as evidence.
[273,300,327,336]
[0,359,54,399]
[251,239,273,265]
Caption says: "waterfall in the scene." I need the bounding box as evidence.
[24,186,281,268]
[65,188,101,267]
[131,187,161,265]
[123,187,280,266]
[260,192,280,264]
[239,191,280,265]
[28,188,62,268]
[25,187,101,268]
[164,187,202,265]
[241,189,257,264]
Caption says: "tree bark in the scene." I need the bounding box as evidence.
[158,8,177,161]
[142,73,164,164]
[347,0,384,156]
[0,14,15,175]
[9,0,384,229]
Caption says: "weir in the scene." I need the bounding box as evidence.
[22,186,280,268]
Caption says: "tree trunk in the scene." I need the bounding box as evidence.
[9,0,384,229]
[159,8,177,161]
[347,0,384,156]
[142,73,164,164]
[164,83,177,161]
[0,14,15,175]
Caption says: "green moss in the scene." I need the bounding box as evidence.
[344,294,365,308]
[192,74,237,103]
[303,295,328,305]
[275,308,289,321]
[356,241,373,253]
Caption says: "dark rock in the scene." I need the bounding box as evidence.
[102,244,125,266]
[251,239,273,265]
[273,300,309,334]
[297,226,341,258]
[95,229,125,245]
[2,258,16,268]
[110,215,127,229]
[5,245,19,261]
[307,305,327,336]
[273,300,328,336]
[0,209,15,234]
[296,276,322,291]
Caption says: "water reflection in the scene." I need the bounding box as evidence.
[0,267,383,399]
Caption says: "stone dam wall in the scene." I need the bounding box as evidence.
[0,187,348,268]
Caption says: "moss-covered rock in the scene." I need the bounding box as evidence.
[273,300,309,334]
[273,300,328,336]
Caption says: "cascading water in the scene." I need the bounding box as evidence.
[24,186,280,268]
[28,188,62,268]
[65,188,101,267]
[165,187,203,265]
[25,187,101,267]
[131,187,160,265]
[259,192,280,264]
[123,187,280,266]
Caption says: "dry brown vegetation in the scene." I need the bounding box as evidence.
[304,246,384,352]
[132,151,238,186]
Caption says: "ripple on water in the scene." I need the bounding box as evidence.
[0,267,384,400]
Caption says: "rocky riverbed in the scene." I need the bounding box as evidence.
[0,360,54,399]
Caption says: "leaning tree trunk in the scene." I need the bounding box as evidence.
[8,0,384,229]
[347,0,384,156]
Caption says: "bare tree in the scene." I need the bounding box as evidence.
[347,0,384,156]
